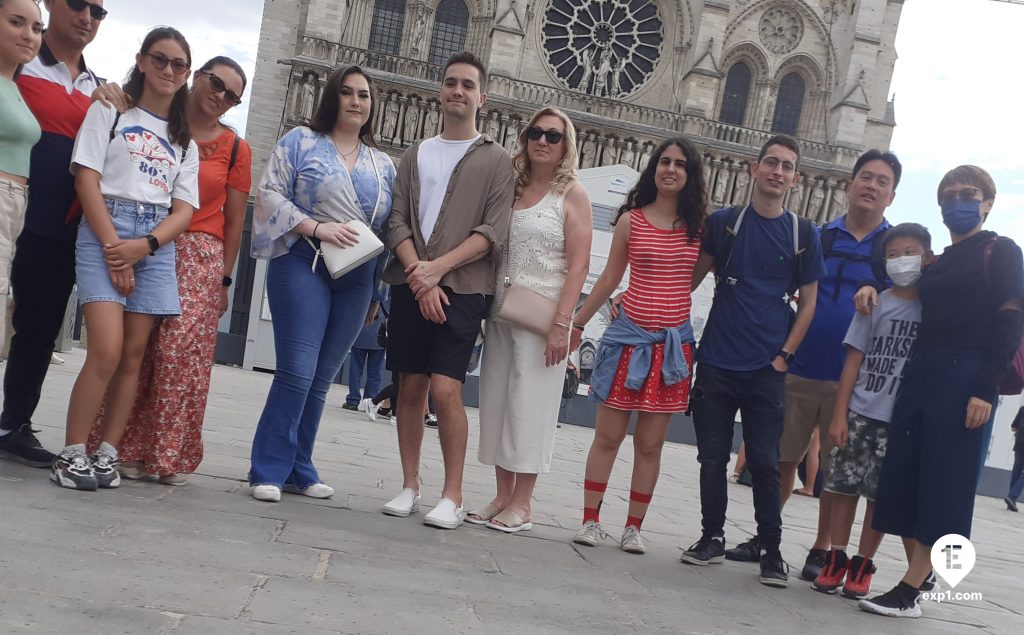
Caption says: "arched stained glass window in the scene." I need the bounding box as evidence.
[771,72,806,136]
[368,0,406,55]
[719,62,751,126]
[428,0,469,66]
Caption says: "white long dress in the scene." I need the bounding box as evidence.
[478,190,569,474]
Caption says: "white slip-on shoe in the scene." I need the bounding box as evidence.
[383,488,421,517]
[423,497,465,529]
[360,398,377,422]
[252,485,281,502]
[118,462,149,480]
[158,473,189,486]
[283,482,334,499]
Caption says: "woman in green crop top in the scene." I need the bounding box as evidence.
[0,0,44,350]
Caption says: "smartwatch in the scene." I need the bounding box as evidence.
[222,276,233,288]
[776,349,795,365]
[145,234,160,256]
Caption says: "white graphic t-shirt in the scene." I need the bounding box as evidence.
[71,102,200,209]
[416,134,478,243]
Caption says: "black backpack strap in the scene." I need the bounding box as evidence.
[108,111,121,142]
[228,134,241,171]
[819,225,838,258]
[791,213,815,296]
[869,227,890,286]
[715,205,745,283]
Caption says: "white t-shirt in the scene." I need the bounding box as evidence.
[71,102,200,209]
[416,134,478,242]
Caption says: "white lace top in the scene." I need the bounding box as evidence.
[494,190,568,313]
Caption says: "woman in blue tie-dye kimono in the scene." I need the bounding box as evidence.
[248,66,396,502]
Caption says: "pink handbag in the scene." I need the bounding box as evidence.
[497,283,558,336]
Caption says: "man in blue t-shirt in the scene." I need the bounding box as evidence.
[777,150,901,582]
[679,136,825,588]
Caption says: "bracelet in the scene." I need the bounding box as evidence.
[554,321,571,330]
[556,310,573,319]
[313,222,321,239]
[571,322,586,331]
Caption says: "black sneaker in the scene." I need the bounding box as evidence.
[1006,496,1019,512]
[759,550,790,588]
[377,407,393,419]
[0,425,55,467]
[680,536,725,566]
[342,403,359,411]
[800,547,828,581]
[725,536,762,562]
[424,413,438,428]
[918,570,939,593]
[50,451,98,491]
[859,582,922,618]
[90,452,121,489]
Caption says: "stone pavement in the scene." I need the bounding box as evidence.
[1,349,1021,634]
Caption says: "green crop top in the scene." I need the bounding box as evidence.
[0,76,42,178]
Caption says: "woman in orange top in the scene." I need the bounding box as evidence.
[90,56,251,484]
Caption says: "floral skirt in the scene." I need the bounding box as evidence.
[603,342,694,414]
[89,232,224,475]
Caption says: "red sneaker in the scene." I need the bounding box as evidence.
[811,549,849,594]
[842,555,877,599]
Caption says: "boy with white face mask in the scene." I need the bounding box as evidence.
[812,223,931,600]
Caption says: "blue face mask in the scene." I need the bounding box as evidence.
[941,197,982,235]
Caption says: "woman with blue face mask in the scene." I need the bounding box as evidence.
[856,165,1024,618]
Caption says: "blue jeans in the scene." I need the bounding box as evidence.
[249,239,374,488]
[1009,450,1024,501]
[345,348,385,406]
[690,363,787,550]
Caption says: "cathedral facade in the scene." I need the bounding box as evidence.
[244,0,902,222]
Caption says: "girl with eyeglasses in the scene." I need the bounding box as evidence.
[569,137,708,554]
[53,27,199,491]
[469,107,592,533]
[855,166,1024,618]
[247,65,396,502]
[0,0,43,352]
[86,56,251,486]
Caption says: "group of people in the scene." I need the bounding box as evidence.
[1,6,1021,622]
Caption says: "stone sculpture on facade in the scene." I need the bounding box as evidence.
[382,94,400,142]
[402,96,421,145]
[484,111,501,142]
[579,131,598,169]
[618,140,636,170]
[410,9,427,57]
[503,117,520,153]
[424,102,440,137]
[297,71,318,123]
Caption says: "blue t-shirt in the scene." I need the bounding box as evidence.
[698,206,826,372]
[789,216,890,381]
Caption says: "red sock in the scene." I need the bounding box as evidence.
[583,480,607,524]
[626,490,653,529]
[583,507,600,524]
[625,515,644,529]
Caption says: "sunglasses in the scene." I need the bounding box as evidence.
[66,0,107,21]
[526,126,564,144]
[199,70,242,106]
[939,187,982,206]
[144,52,190,76]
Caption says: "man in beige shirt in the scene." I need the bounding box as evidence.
[381,52,514,529]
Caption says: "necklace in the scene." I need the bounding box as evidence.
[333,136,360,160]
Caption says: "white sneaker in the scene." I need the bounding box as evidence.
[423,497,465,529]
[50,353,65,365]
[159,473,189,486]
[360,398,377,422]
[573,520,604,547]
[620,526,646,554]
[383,487,420,517]
[252,485,281,502]
[284,482,334,498]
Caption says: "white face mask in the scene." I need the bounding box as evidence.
[886,254,923,287]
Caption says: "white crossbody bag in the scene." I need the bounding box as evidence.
[307,150,386,279]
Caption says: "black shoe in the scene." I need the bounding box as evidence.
[424,414,438,428]
[377,407,393,419]
[759,550,790,588]
[680,536,725,566]
[725,536,762,562]
[0,425,56,467]
[918,570,938,593]
[342,403,359,411]
[1006,496,1019,512]
[859,582,922,618]
[800,547,828,581]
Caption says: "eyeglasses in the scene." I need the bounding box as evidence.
[759,157,797,174]
[144,52,190,76]
[66,0,107,21]
[939,187,982,206]
[199,70,242,105]
[526,126,565,144]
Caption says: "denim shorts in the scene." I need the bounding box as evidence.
[76,198,180,315]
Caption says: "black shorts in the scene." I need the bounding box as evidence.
[386,284,490,383]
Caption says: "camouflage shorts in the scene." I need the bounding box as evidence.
[825,411,888,501]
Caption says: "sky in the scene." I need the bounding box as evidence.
[49,0,1024,250]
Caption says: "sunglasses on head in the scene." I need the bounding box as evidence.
[199,70,242,106]
[144,52,190,76]
[939,187,982,206]
[66,0,107,21]
[526,126,564,144]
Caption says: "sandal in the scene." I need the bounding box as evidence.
[465,502,502,525]
[487,509,533,534]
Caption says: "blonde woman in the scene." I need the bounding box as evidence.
[468,107,592,532]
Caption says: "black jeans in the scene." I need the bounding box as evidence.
[691,363,786,550]
[0,232,76,431]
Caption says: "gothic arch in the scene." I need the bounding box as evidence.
[771,53,823,137]
[715,42,770,127]
[773,52,824,89]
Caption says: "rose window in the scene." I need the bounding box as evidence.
[541,0,664,99]
[758,6,804,54]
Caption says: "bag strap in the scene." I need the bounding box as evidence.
[108,111,122,143]
[228,134,241,171]
[366,147,383,229]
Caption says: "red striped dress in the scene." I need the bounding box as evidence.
[604,208,699,413]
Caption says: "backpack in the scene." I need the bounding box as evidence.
[713,204,815,299]
[819,223,889,301]
[983,236,1024,395]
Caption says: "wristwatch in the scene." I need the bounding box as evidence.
[222,276,233,288]
[776,349,795,365]
[145,234,160,256]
